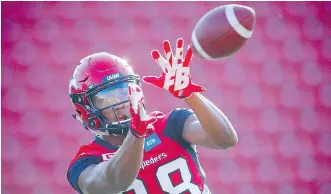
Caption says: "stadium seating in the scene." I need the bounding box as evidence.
[2,2,330,194]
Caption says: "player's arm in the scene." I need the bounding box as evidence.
[182,93,238,149]
[77,131,145,194]
[69,84,157,194]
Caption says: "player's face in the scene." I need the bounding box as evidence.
[91,83,131,122]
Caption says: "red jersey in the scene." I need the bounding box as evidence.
[67,108,211,194]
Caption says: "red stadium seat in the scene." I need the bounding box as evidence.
[2,2,330,194]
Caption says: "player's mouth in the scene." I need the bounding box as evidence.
[117,115,130,121]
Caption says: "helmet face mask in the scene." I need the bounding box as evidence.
[69,52,140,136]
[90,82,131,120]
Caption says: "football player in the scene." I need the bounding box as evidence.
[67,38,238,194]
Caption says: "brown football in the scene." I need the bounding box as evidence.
[191,4,256,60]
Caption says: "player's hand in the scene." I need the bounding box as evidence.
[128,83,157,138]
[143,38,206,99]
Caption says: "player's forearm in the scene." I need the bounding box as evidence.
[184,93,238,149]
[106,131,144,191]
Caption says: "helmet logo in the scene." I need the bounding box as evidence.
[102,73,121,83]
[106,73,120,80]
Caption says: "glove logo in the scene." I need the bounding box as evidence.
[143,38,206,98]
[164,66,190,91]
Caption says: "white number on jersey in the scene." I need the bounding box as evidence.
[120,157,201,193]
[156,157,201,193]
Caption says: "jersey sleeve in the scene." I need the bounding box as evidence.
[67,155,102,194]
[162,108,194,142]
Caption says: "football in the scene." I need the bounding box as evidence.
[191,4,256,60]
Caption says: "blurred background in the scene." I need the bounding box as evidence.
[1,1,331,194]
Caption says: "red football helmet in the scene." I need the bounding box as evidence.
[69,52,140,136]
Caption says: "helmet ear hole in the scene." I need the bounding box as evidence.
[76,110,82,115]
